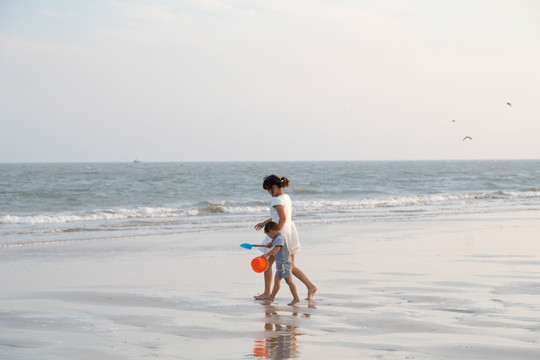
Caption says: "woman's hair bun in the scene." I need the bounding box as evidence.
[263,174,290,189]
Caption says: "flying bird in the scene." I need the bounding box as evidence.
[463,136,472,141]
[507,102,512,107]
[452,120,456,122]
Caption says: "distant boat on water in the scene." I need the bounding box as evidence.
[133,160,142,163]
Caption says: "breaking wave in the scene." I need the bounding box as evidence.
[0,207,196,225]
[2,190,537,227]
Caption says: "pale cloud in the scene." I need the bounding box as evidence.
[109,0,263,20]
[41,9,81,19]
[1,0,539,162]
[117,3,179,20]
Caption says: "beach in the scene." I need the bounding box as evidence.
[3,0,540,357]
[1,210,539,360]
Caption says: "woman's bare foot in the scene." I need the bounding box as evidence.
[306,286,318,301]
[254,293,271,300]
[288,298,300,306]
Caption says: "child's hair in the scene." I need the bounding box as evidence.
[264,221,280,233]
[262,175,290,190]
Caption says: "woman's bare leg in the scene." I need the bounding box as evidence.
[254,256,275,300]
[291,254,318,300]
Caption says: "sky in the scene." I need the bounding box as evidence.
[1,0,539,162]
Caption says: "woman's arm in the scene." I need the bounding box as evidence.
[273,205,287,231]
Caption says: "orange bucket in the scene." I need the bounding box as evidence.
[253,339,268,357]
[251,256,268,273]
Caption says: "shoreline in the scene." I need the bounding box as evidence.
[1,211,539,359]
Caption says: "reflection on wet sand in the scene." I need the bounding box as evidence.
[253,304,315,359]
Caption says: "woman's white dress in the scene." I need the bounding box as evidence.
[259,194,301,254]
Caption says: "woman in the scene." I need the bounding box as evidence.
[254,175,317,301]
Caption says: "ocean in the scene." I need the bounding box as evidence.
[1,160,539,247]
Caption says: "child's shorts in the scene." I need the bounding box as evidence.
[276,261,292,279]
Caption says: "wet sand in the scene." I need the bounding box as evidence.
[1,211,539,359]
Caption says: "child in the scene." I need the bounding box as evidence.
[262,221,300,306]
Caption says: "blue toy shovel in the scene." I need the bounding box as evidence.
[240,243,267,250]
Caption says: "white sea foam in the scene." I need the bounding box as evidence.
[293,190,539,213]
[0,207,198,225]
[2,190,537,227]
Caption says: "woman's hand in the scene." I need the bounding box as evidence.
[254,218,271,231]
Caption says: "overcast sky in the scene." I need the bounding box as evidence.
[1,0,539,162]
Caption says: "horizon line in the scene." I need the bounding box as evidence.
[1,158,539,164]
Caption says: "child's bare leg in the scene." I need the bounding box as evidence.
[254,256,275,300]
[285,277,300,306]
[269,275,281,302]
[291,254,318,300]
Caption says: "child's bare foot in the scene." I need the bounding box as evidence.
[254,293,271,300]
[288,298,300,306]
[306,286,318,301]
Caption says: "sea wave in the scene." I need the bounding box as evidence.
[0,207,198,225]
[197,200,267,215]
[2,189,536,226]
[293,190,540,213]
[293,188,322,194]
